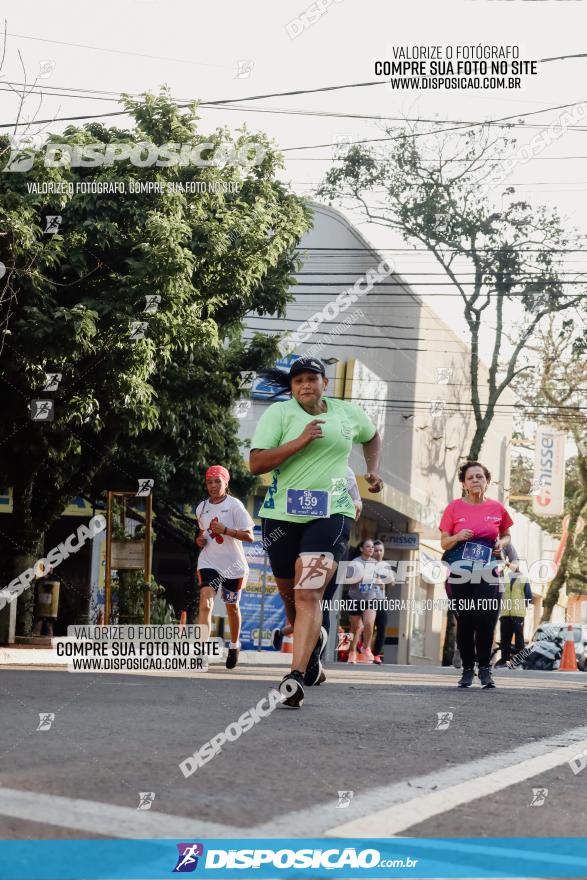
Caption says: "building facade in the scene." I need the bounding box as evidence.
[240,201,566,662]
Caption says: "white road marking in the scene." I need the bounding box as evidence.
[325,726,587,838]
[0,787,243,838]
[1,724,587,840]
[253,723,587,837]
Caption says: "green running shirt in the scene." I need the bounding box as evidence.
[250,396,377,523]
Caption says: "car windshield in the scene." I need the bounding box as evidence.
[534,626,585,643]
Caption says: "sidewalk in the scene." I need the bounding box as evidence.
[1,645,586,679]
[0,645,292,668]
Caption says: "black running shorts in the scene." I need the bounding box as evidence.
[261,514,353,580]
[197,569,244,604]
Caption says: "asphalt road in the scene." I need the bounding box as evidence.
[0,664,586,843]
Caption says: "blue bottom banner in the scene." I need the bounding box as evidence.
[1,838,587,879]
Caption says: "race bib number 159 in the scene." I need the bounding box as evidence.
[286,489,330,518]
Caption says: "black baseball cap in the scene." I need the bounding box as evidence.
[289,357,326,378]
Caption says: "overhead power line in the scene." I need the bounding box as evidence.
[5,32,232,70]
[1,64,585,145]
[5,29,585,70]
[3,81,587,133]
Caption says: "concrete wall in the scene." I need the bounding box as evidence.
[240,200,559,664]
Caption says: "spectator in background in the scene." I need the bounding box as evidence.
[496,546,533,665]
[371,540,391,664]
[347,538,378,664]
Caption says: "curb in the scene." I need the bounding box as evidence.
[0,647,292,668]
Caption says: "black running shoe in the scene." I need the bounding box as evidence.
[226,646,240,669]
[304,626,328,686]
[314,670,326,686]
[478,666,496,689]
[458,668,475,688]
[272,628,284,651]
[279,671,305,708]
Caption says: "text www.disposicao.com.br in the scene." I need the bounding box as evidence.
[70,657,206,671]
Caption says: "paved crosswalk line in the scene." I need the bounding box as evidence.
[325,728,587,837]
[0,787,242,838]
[252,723,587,837]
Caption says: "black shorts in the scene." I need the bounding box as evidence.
[347,597,380,616]
[197,569,244,604]
[261,515,352,581]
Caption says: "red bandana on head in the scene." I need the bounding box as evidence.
[205,465,230,483]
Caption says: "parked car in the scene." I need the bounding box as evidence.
[532,623,587,670]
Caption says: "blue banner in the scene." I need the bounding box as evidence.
[239,590,286,650]
[2,838,587,879]
[240,532,286,650]
[250,354,300,401]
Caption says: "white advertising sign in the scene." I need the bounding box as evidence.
[532,427,566,518]
[345,359,387,440]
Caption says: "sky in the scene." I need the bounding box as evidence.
[2,0,587,365]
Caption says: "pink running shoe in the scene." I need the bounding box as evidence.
[360,647,374,664]
[348,650,357,664]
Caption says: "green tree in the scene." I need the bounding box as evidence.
[0,90,310,634]
[318,125,585,662]
[318,125,585,461]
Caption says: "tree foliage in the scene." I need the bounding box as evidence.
[0,90,311,632]
[318,125,585,461]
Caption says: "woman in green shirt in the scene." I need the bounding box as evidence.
[249,356,383,708]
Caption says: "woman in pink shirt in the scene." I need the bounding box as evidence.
[439,461,512,689]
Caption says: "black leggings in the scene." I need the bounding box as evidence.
[373,605,388,655]
[451,582,500,668]
[500,616,525,661]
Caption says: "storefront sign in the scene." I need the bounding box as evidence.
[533,426,566,517]
[379,532,420,550]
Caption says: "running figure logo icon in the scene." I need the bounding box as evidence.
[136,479,154,497]
[529,788,549,807]
[129,321,148,341]
[37,713,55,731]
[435,712,453,731]
[337,630,352,651]
[296,552,333,590]
[30,399,54,421]
[43,373,62,392]
[144,294,161,314]
[337,790,354,808]
[137,791,155,810]
[234,400,251,419]
[43,215,62,234]
[173,843,204,872]
[436,367,453,385]
[235,59,254,78]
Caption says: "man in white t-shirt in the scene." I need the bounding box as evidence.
[196,465,254,668]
